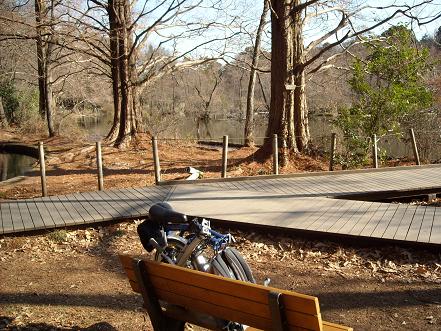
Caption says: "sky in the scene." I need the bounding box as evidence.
[142,0,441,59]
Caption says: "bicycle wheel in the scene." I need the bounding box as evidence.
[223,247,255,283]
[211,253,236,278]
[154,237,187,265]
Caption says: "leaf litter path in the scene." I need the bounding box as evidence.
[2,164,441,247]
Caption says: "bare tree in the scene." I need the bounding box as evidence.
[264,0,441,165]
[61,0,245,147]
[244,0,269,147]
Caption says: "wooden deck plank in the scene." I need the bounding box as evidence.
[382,204,408,240]
[429,207,441,244]
[49,196,71,226]
[1,203,13,233]
[1,165,441,247]
[312,200,358,232]
[134,187,166,204]
[394,205,417,241]
[336,201,372,234]
[9,202,25,232]
[358,203,391,237]
[40,197,66,228]
[70,193,104,222]
[100,190,138,217]
[79,192,115,220]
[327,201,367,233]
[117,189,149,216]
[405,206,426,242]
[294,199,340,229]
[347,203,381,235]
[370,204,400,238]
[60,194,92,223]
[25,200,46,230]
[306,199,349,231]
[17,200,34,231]
[32,199,57,228]
[57,195,87,225]
[417,206,435,243]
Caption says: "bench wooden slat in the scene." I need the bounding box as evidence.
[121,258,322,330]
[157,288,273,330]
[322,321,353,331]
[151,275,323,331]
[145,259,321,316]
[119,255,352,331]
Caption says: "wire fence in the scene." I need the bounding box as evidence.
[151,128,441,183]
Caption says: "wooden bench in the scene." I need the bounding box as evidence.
[119,255,353,331]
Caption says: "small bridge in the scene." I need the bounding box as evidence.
[1,165,440,248]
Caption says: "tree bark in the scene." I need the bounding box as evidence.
[105,0,121,143]
[114,0,140,148]
[264,0,297,166]
[244,0,269,147]
[35,0,55,137]
[0,97,8,128]
[292,0,309,151]
[35,0,46,119]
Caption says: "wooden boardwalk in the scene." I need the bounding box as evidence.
[1,165,441,247]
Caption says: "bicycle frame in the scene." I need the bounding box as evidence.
[160,219,232,267]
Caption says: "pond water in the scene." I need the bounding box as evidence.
[79,112,333,145]
[0,153,36,182]
[80,112,441,161]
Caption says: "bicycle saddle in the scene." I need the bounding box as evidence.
[149,202,188,224]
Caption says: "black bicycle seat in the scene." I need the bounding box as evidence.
[149,203,188,224]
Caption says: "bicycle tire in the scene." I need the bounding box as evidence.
[223,248,248,281]
[154,237,186,264]
[225,247,256,283]
[211,254,235,279]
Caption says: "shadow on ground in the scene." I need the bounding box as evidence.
[0,317,116,331]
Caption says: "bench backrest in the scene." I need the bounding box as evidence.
[120,255,329,331]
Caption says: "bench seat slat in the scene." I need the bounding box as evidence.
[119,255,353,331]
[151,275,323,331]
[144,259,321,316]
[157,288,274,330]
[322,321,353,331]
[120,255,320,316]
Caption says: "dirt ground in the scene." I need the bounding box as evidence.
[1,129,440,330]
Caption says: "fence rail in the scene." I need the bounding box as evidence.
[34,128,431,194]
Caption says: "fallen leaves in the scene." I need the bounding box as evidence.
[233,231,441,283]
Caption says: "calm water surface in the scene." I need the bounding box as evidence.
[0,153,36,182]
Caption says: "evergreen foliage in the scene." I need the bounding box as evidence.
[336,26,434,167]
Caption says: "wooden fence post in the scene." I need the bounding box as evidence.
[329,133,336,171]
[152,136,161,184]
[38,142,47,197]
[273,134,279,175]
[372,134,378,169]
[96,141,104,190]
[409,128,420,166]
[221,135,228,178]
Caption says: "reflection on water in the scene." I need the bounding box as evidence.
[0,153,36,182]
[80,112,437,161]
[80,112,332,145]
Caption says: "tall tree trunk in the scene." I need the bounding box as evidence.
[0,97,8,128]
[105,0,121,143]
[245,0,269,147]
[292,0,309,151]
[114,0,139,148]
[35,0,46,119]
[264,0,297,166]
[45,60,55,137]
[35,0,55,137]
